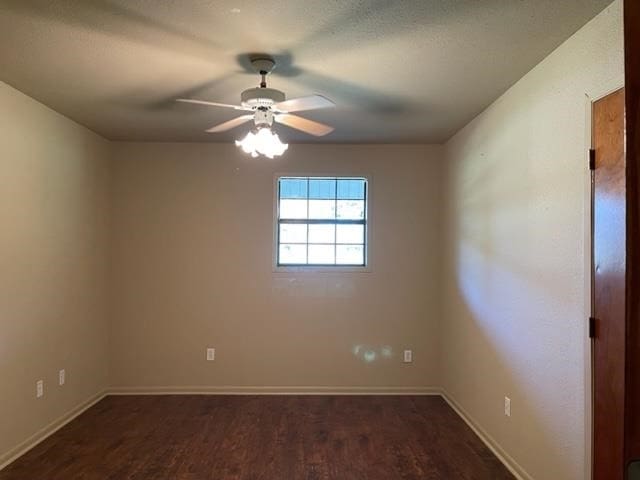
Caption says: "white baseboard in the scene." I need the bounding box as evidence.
[108,385,443,395]
[441,389,533,480]
[0,390,107,471]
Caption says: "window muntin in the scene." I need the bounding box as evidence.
[277,177,367,267]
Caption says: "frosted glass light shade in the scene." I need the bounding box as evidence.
[235,127,288,159]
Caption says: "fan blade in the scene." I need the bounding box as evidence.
[275,114,334,136]
[176,98,250,111]
[273,94,335,113]
[206,115,254,133]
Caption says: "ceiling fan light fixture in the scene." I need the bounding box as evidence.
[177,56,335,152]
[235,127,288,159]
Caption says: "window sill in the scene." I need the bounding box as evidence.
[273,265,372,274]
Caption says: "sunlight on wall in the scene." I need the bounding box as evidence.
[352,344,394,363]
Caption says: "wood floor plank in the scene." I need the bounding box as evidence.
[0,395,515,480]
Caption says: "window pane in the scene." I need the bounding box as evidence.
[337,200,365,219]
[279,244,307,264]
[309,200,335,219]
[308,179,336,199]
[279,224,307,243]
[280,199,307,219]
[336,245,364,265]
[308,244,335,264]
[276,176,367,268]
[279,178,307,199]
[308,224,335,243]
[336,224,364,244]
[337,179,365,199]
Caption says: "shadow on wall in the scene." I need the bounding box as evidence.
[445,117,586,478]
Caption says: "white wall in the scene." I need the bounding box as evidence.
[108,143,444,391]
[0,81,111,464]
[442,1,624,479]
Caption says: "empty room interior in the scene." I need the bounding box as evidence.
[1,1,639,479]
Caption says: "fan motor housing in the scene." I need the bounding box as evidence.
[241,87,285,108]
[254,109,274,127]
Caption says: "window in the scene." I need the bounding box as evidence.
[276,176,368,267]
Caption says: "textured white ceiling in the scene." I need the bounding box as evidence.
[0,0,612,143]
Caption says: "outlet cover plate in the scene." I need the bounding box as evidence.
[403,350,413,363]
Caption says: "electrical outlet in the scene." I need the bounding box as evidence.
[504,396,511,417]
[206,348,215,361]
[36,380,44,398]
[59,369,65,386]
[403,350,413,363]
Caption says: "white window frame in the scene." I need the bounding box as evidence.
[272,173,372,273]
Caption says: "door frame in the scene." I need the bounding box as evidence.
[588,3,640,478]
[624,0,640,471]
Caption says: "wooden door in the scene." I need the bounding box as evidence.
[592,88,626,480]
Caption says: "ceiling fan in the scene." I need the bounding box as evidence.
[176,57,336,158]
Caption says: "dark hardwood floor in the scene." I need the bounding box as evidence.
[0,395,514,479]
